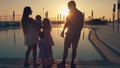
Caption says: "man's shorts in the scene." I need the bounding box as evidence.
[64,33,81,49]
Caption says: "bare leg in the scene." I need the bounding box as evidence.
[62,47,69,63]
[49,46,53,58]
[32,44,37,64]
[32,43,40,66]
[71,41,78,65]
[25,46,32,63]
[49,46,55,63]
[24,45,32,66]
[61,35,71,64]
[71,47,77,64]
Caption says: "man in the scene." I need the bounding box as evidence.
[60,0,84,67]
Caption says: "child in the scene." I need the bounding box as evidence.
[35,15,43,32]
[43,18,55,64]
[36,15,42,24]
[38,32,52,64]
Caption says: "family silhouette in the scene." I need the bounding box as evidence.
[21,0,84,67]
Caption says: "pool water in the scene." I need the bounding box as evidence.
[0,25,102,61]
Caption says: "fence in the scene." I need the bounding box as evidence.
[0,15,22,21]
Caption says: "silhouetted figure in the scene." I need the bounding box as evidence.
[35,15,43,31]
[43,18,55,64]
[60,0,84,67]
[38,31,52,65]
[21,6,40,67]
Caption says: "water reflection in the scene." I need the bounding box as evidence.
[0,25,102,60]
[82,28,85,40]
[13,29,16,45]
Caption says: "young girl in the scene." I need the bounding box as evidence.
[38,32,51,64]
[42,18,55,64]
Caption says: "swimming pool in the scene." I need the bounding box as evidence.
[0,25,102,61]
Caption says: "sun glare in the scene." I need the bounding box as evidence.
[60,8,69,17]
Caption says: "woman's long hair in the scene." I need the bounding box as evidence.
[21,6,32,32]
[22,6,32,20]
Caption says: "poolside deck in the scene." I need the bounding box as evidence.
[0,58,120,68]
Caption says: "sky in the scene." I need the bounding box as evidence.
[0,0,117,20]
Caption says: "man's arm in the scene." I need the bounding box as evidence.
[61,22,68,37]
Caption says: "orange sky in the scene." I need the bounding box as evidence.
[0,0,117,20]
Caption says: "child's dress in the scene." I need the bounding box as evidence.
[43,28,55,59]
[44,29,54,46]
[39,39,51,59]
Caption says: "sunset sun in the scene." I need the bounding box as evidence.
[60,8,69,17]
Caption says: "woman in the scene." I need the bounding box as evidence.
[21,6,40,67]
